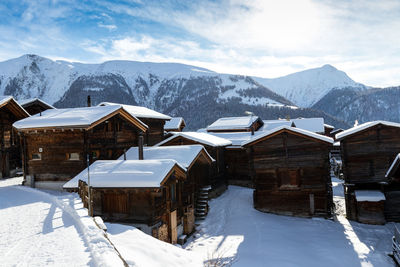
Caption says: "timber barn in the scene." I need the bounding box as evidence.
[336,121,400,224]
[206,116,264,133]
[164,117,186,132]
[98,102,171,145]
[64,159,188,244]
[19,98,55,116]
[0,96,30,178]
[155,132,231,195]
[13,105,147,190]
[242,126,334,217]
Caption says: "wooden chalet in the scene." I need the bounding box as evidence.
[64,159,187,244]
[206,116,264,133]
[13,105,147,190]
[19,98,55,116]
[336,121,400,224]
[164,117,186,132]
[120,145,214,219]
[386,154,400,221]
[242,126,334,217]
[98,102,171,145]
[155,132,231,196]
[0,96,30,178]
[209,131,259,188]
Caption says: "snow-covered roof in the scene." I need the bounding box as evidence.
[386,153,400,178]
[119,145,214,169]
[98,102,171,120]
[0,95,30,117]
[63,159,185,189]
[164,117,185,130]
[291,118,325,133]
[19,98,55,109]
[259,120,294,132]
[336,121,400,140]
[13,105,147,131]
[208,132,263,146]
[155,132,232,147]
[242,126,334,146]
[355,190,386,202]
[207,116,261,131]
[324,123,334,129]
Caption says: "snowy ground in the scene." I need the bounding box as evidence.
[0,176,396,266]
[0,177,123,267]
[184,182,395,267]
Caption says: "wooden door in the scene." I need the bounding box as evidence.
[169,210,178,244]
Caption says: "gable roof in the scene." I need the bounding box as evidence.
[63,159,186,189]
[155,132,232,147]
[290,118,325,133]
[259,120,294,132]
[119,145,214,170]
[206,116,263,131]
[208,131,263,147]
[0,96,30,119]
[386,153,400,178]
[336,121,400,141]
[19,98,55,110]
[242,126,334,147]
[13,105,148,132]
[98,102,171,120]
[164,117,185,130]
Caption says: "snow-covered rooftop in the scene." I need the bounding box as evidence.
[242,126,334,146]
[119,145,214,169]
[13,105,147,130]
[0,95,30,117]
[155,132,232,147]
[0,95,13,106]
[355,190,386,202]
[206,116,261,131]
[259,120,294,132]
[164,117,185,130]
[63,159,184,189]
[98,102,171,120]
[336,121,400,140]
[324,123,334,129]
[19,98,55,109]
[386,153,400,178]
[291,118,325,133]
[208,132,263,146]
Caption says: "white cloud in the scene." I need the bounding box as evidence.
[98,23,117,31]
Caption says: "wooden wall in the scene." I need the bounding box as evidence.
[22,114,140,186]
[249,132,333,217]
[0,106,22,177]
[22,102,52,116]
[340,125,400,221]
[224,147,253,187]
[139,118,165,146]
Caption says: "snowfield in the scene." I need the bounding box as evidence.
[0,177,396,266]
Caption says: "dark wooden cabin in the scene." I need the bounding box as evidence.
[65,159,188,244]
[13,105,147,190]
[243,126,334,217]
[19,98,55,116]
[155,132,231,197]
[206,116,263,133]
[0,96,30,178]
[98,102,171,145]
[120,145,214,219]
[164,117,186,132]
[336,121,400,224]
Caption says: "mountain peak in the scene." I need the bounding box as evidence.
[321,64,337,71]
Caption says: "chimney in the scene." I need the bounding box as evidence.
[87,95,91,107]
[138,133,144,160]
[123,149,127,160]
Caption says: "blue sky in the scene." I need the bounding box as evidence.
[0,0,399,87]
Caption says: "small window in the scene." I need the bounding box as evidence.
[67,152,80,161]
[32,153,41,160]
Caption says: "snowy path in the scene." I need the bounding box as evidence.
[0,178,123,267]
[185,185,395,267]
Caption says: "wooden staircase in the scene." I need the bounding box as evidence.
[195,185,211,220]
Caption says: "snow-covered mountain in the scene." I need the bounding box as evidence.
[0,54,369,129]
[255,64,367,107]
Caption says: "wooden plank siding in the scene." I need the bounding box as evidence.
[340,124,400,222]
[21,114,141,188]
[246,131,333,217]
[138,118,165,146]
